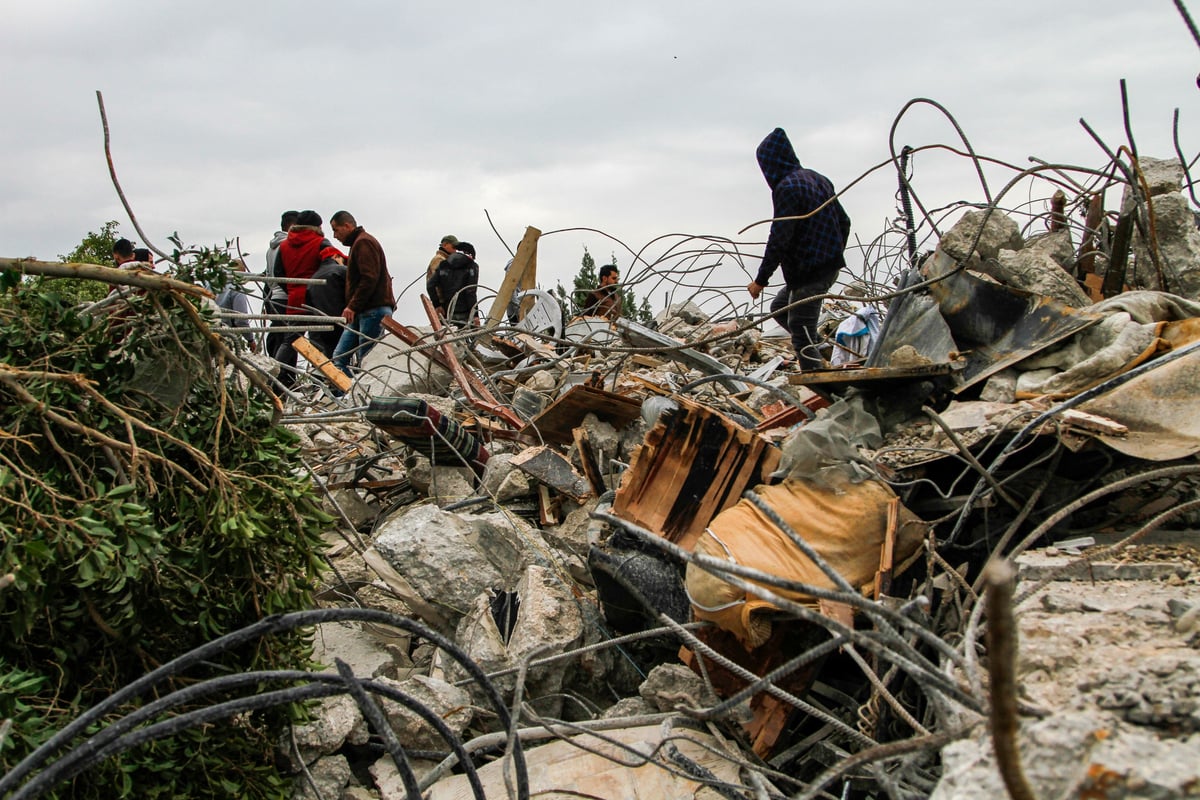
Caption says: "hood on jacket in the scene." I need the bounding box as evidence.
[442,252,476,270]
[756,127,801,190]
[285,225,323,247]
[268,230,288,250]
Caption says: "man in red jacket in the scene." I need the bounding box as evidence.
[329,210,395,376]
[274,209,331,389]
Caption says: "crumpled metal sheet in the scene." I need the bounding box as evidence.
[922,250,1105,392]
[1082,342,1200,460]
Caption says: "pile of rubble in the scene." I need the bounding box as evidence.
[271,158,1200,799]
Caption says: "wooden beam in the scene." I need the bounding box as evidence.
[486,226,541,330]
[420,295,526,429]
[291,336,353,392]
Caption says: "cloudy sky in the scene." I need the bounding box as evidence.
[2,1,1197,321]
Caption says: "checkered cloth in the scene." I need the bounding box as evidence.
[365,397,489,476]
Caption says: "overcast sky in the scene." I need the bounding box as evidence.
[2,1,1197,322]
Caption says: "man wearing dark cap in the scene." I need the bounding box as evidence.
[426,234,458,282]
[330,210,395,375]
[746,127,851,372]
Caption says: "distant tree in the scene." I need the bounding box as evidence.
[31,220,128,305]
[60,220,124,266]
[554,247,654,323]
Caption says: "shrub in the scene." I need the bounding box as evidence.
[0,253,329,798]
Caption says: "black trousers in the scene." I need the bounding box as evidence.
[768,275,832,371]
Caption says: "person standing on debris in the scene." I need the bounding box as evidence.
[426,234,458,282]
[264,210,299,361]
[274,210,330,389]
[306,246,348,359]
[582,264,622,319]
[111,238,136,267]
[746,127,851,372]
[428,241,480,326]
[214,257,257,352]
[330,210,395,375]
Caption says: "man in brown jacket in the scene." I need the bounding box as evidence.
[329,210,395,375]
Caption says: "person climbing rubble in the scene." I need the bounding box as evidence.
[746,127,851,372]
[329,209,395,375]
[581,264,622,319]
[428,241,480,327]
[426,234,458,282]
[274,209,331,390]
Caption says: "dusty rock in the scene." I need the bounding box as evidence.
[1131,190,1200,300]
[657,301,708,325]
[991,243,1091,307]
[369,755,440,800]
[526,369,559,392]
[479,453,522,500]
[1124,156,1186,200]
[286,694,365,769]
[638,663,711,712]
[543,501,595,560]
[448,564,586,717]
[313,620,398,680]
[600,695,657,719]
[358,674,474,751]
[939,209,1024,270]
[979,369,1017,403]
[291,754,352,800]
[887,344,932,368]
[325,487,380,531]
[373,504,505,620]
[467,509,558,579]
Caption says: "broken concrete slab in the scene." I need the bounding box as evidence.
[479,452,535,501]
[992,240,1092,308]
[447,564,587,718]
[373,504,506,621]
[292,754,353,800]
[424,723,744,799]
[357,674,474,752]
[938,208,1025,271]
[284,694,367,769]
[1015,549,1192,582]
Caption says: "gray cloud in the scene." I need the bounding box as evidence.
[1,0,1196,322]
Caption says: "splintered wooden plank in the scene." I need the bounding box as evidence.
[573,427,607,496]
[612,397,780,550]
[486,226,540,330]
[291,335,353,392]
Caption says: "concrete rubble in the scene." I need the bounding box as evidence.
[275,156,1200,797]
[265,160,1200,796]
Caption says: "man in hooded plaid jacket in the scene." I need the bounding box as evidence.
[747,127,851,371]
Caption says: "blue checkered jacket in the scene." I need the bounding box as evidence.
[753,127,851,288]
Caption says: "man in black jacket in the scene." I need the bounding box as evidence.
[428,241,479,327]
[746,128,851,371]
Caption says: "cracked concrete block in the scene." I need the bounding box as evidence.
[939,209,1024,270]
[374,504,504,621]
